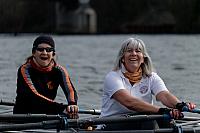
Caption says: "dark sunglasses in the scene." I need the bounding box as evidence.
[36,47,54,52]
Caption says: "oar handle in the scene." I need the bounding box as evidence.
[182,106,200,113]
[79,109,101,115]
[163,114,172,120]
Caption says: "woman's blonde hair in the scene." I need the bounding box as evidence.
[113,38,154,77]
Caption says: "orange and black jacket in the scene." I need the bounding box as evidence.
[13,62,78,114]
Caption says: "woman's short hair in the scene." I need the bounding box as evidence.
[113,37,154,77]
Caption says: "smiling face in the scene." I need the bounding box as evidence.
[33,43,54,67]
[122,43,144,73]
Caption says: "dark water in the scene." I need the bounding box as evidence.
[0,34,200,111]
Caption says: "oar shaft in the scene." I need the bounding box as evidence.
[0,114,62,123]
[0,109,13,114]
[190,108,200,113]
[72,114,170,126]
[0,100,101,115]
[0,100,15,106]
[176,119,200,126]
[1,122,197,133]
[0,114,170,123]
[183,106,200,114]
[0,120,61,132]
[0,115,180,132]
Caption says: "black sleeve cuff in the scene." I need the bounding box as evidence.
[176,102,187,111]
[68,101,77,105]
[158,108,171,114]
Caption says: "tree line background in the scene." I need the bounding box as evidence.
[0,0,200,34]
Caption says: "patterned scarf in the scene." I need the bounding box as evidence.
[123,67,142,83]
[29,58,56,73]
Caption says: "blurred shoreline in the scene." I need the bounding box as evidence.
[0,0,200,34]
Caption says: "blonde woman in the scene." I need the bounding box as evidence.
[99,37,195,130]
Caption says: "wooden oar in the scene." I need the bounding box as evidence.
[0,100,101,115]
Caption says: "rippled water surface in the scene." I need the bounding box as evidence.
[0,34,200,111]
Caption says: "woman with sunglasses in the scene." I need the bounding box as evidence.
[13,35,78,119]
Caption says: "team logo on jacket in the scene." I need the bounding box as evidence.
[139,86,148,94]
[47,81,54,90]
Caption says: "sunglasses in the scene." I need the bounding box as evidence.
[36,47,54,52]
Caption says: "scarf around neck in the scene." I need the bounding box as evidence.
[29,58,56,73]
[122,64,142,83]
